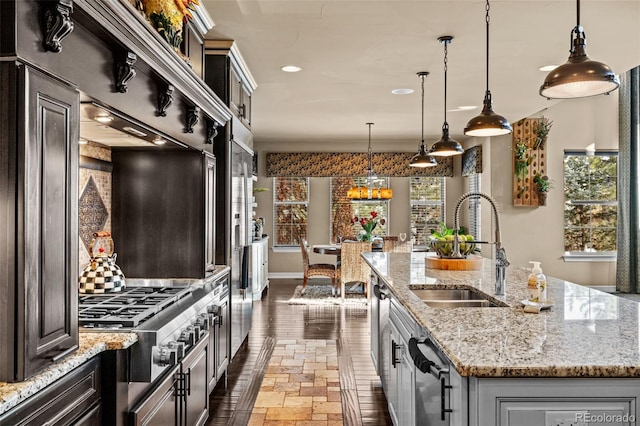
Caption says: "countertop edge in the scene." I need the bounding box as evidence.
[0,332,138,415]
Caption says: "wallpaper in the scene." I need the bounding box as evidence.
[462,145,482,176]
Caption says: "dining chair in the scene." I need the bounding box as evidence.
[382,237,413,253]
[300,239,338,296]
[339,241,372,301]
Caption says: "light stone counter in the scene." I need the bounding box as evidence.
[0,332,137,415]
[363,251,640,378]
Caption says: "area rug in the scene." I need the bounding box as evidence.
[287,283,368,306]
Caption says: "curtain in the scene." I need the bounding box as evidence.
[616,67,640,292]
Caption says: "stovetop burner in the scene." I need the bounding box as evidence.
[79,286,193,329]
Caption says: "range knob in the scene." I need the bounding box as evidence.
[167,340,185,360]
[178,326,195,346]
[194,314,209,331]
[154,345,177,366]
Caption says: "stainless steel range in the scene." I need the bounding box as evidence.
[80,267,231,426]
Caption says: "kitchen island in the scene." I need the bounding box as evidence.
[363,251,640,425]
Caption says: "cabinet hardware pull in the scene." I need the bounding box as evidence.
[408,337,435,374]
[50,346,77,362]
[186,367,192,396]
[440,377,453,420]
[391,340,400,368]
[373,284,386,300]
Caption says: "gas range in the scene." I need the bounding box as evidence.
[79,272,229,383]
[79,286,193,329]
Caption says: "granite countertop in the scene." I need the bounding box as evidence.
[0,332,137,415]
[363,251,640,378]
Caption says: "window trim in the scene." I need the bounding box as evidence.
[563,149,618,256]
[272,177,310,248]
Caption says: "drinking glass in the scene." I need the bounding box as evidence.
[399,233,407,242]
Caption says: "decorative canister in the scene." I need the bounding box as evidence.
[79,231,126,294]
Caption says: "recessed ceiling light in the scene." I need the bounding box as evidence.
[281,65,302,73]
[123,126,147,137]
[153,138,167,145]
[539,65,558,72]
[391,88,414,95]
[95,115,114,123]
[448,106,478,112]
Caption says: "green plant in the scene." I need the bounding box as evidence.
[533,173,553,193]
[533,118,553,150]
[514,140,533,177]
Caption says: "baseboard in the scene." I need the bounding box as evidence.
[590,285,616,293]
[268,272,303,279]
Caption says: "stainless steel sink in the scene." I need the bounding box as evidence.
[411,288,506,308]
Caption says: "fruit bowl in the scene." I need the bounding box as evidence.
[430,237,476,259]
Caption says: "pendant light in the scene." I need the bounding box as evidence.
[346,123,393,200]
[430,36,464,157]
[464,0,512,137]
[410,72,437,168]
[539,0,619,99]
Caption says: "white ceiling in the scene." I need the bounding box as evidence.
[201,0,640,147]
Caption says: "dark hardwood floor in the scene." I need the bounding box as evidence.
[206,279,392,425]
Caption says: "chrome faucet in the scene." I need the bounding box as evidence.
[452,192,510,296]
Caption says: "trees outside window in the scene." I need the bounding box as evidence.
[330,177,388,243]
[410,177,445,246]
[564,151,618,253]
[273,177,309,246]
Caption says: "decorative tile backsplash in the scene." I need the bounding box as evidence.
[79,144,112,270]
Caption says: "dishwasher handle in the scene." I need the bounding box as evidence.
[373,284,387,300]
[408,337,435,374]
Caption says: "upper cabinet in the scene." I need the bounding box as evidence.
[204,40,257,129]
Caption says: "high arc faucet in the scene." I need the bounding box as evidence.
[452,192,510,296]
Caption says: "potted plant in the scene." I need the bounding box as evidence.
[514,140,532,177]
[533,173,553,205]
[533,118,553,150]
[350,211,385,242]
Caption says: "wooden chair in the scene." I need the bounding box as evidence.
[382,236,413,253]
[339,241,372,301]
[300,239,338,295]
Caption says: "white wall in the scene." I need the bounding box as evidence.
[255,92,619,287]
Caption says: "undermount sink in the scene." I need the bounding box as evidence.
[411,288,507,308]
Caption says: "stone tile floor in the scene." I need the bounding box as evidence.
[249,339,343,425]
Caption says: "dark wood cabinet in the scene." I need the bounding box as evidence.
[0,356,101,426]
[207,275,230,393]
[181,335,209,426]
[111,150,216,278]
[130,365,180,426]
[0,62,79,382]
[204,41,255,129]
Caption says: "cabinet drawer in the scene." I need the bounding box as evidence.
[0,357,101,426]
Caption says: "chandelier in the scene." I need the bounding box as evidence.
[347,123,393,200]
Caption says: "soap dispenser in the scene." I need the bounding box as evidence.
[528,261,547,302]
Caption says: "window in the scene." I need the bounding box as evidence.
[410,177,446,246]
[468,174,481,240]
[330,177,389,242]
[563,150,618,254]
[273,177,309,247]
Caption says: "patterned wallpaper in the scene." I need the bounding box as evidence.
[266,152,453,177]
[462,145,482,176]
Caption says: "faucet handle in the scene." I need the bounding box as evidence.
[496,247,510,267]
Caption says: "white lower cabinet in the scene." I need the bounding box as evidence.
[389,300,415,426]
[470,377,640,426]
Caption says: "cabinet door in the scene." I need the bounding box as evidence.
[229,67,242,118]
[239,84,251,126]
[20,64,79,379]
[215,297,230,380]
[388,321,400,425]
[182,335,209,426]
[130,366,179,426]
[397,349,415,426]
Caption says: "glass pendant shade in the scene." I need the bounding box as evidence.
[410,71,437,168]
[539,0,619,99]
[464,91,512,136]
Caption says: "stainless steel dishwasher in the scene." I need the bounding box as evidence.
[409,336,453,425]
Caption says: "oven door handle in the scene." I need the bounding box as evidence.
[408,337,435,374]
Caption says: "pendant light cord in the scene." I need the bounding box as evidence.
[442,39,449,131]
[367,123,373,178]
[485,0,490,92]
[420,74,425,145]
[576,0,580,28]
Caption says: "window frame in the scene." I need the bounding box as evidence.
[409,177,446,249]
[562,149,618,261]
[272,177,310,249]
